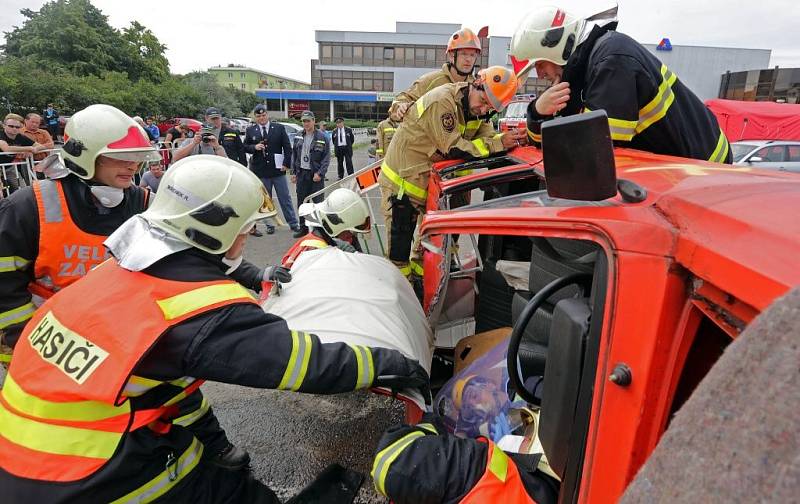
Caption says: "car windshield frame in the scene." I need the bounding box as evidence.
[731,143,760,162]
[503,101,529,119]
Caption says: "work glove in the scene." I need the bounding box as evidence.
[264,265,292,284]
[374,354,432,406]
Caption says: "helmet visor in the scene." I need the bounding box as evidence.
[102,149,161,163]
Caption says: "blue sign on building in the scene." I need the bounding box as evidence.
[657,38,672,51]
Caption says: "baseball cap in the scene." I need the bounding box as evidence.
[335,117,344,123]
[253,104,267,114]
[205,107,221,118]
[301,110,315,121]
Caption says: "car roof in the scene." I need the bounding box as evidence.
[733,140,800,146]
[424,145,800,309]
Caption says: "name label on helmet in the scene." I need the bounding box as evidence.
[27,311,109,384]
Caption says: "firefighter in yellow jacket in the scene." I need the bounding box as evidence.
[376,112,400,160]
[378,66,526,279]
[390,28,482,121]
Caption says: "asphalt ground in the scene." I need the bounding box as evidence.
[205,137,403,503]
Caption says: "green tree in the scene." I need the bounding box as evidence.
[120,21,170,83]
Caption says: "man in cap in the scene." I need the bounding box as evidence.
[291,110,331,238]
[244,104,302,236]
[173,107,247,165]
[0,154,429,503]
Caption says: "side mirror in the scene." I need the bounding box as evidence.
[747,156,763,163]
[542,110,617,201]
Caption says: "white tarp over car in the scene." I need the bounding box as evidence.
[261,248,434,407]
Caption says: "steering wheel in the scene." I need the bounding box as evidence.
[507,273,592,404]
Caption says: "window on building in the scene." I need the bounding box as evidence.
[364,46,374,65]
[343,79,352,89]
[332,45,342,62]
[323,78,332,89]
[395,47,404,66]
[228,72,233,78]
[240,72,246,79]
[352,79,363,90]
[241,83,247,90]
[425,48,436,64]
[415,47,426,66]
[404,46,414,65]
[322,45,332,58]
[332,78,342,90]
[383,47,394,60]
[363,79,373,90]
[353,46,363,64]
[228,83,234,88]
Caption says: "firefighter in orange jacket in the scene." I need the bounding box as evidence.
[372,414,558,503]
[0,155,429,503]
[0,105,256,471]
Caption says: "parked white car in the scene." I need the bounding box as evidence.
[732,140,800,173]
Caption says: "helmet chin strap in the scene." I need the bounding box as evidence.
[448,50,476,78]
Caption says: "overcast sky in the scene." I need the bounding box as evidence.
[2,0,799,82]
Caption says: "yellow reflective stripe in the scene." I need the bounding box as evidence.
[173,397,209,427]
[457,120,484,135]
[383,127,396,133]
[0,255,30,273]
[708,130,730,163]
[0,400,120,459]
[527,128,542,143]
[417,423,438,434]
[168,377,195,388]
[110,437,203,504]
[376,148,384,155]
[380,162,427,201]
[488,443,509,482]
[2,373,130,422]
[371,431,425,496]
[607,117,637,141]
[156,283,254,321]
[398,264,412,277]
[348,344,375,390]
[278,331,313,391]
[416,100,426,118]
[124,375,164,396]
[409,261,424,277]
[636,65,677,134]
[454,169,474,177]
[299,239,328,249]
[471,138,490,157]
[0,353,11,363]
[0,302,35,329]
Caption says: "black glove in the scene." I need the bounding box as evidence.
[374,356,432,405]
[264,265,292,284]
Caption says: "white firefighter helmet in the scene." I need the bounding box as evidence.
[141,155,278,254]
[61,104,160,180]
[304,188,370,237]
[510,5,586,66]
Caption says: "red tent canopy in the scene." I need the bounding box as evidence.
[706,99,800,142]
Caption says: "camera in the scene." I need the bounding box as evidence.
[201,133,214,144]
[200,123,215,143]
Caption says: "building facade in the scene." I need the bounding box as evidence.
[719,67,800,103]
[208,65,310,93]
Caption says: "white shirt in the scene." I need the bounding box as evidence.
[259,122,270,139]
[337,127,346,147]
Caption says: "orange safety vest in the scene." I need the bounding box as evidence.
[0,259,256,493]
[460,438,537,504]
[29,179,149,301]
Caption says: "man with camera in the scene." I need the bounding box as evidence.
[244,104,302,236]
[173,107,246,164]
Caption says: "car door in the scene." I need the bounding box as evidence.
[745,145,786,170]
[784,144,800,173]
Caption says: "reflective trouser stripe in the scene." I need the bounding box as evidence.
[636,64,677,134]
[299,239,328,249]
[348,344,375,390]
[409,260,424,277]
[110,437,204,504]
[0,255,30,273]
[38,180,63,223]
[2,373,130,422]
[708,130,730,163]
[380,162,427,201]
[156,283,254,321]
[371,431,425,496]
[487,443,510,482]
[0,399,120,459]
[527,127,541,143]
[173,397,210,427]
[0,302,35,330]
[278,331,312,391]
[416,100,426,118]
[398,265,412,277]
[471,138,490,157]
